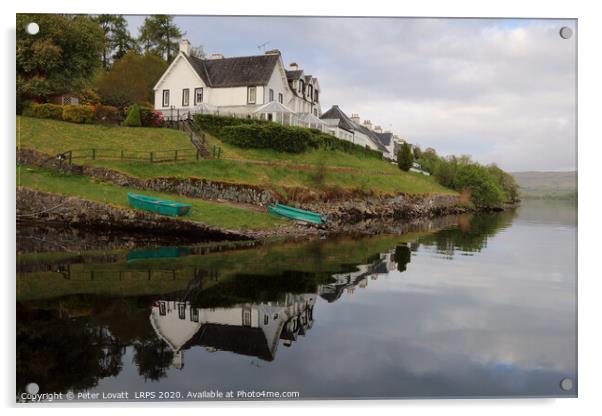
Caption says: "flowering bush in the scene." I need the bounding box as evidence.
[140,107,165,127]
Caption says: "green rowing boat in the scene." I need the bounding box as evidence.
[127,193,191,217]
[127,246,190,262]
[267,203,325,225]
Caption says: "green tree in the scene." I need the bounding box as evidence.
[96,52,167,109]
[16,14,105,103]
[397,142,414,172]
[138,15,183,62]
[453,164,505,208]
[412,144,422,160]
[93,14,137,69]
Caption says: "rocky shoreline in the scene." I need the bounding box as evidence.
[17,147,486,241]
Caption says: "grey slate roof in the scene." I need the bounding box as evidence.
[285,69,304,81]
[320,105,356,133]
[183,323,274,361]
[185,54,279,88]
[375,132,393,147]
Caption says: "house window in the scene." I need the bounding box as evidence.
[182,88,190,106]
[194,87,203,104]
[269,88,274,102]
[162,90,170,107]
[278,93,283,104]
[264,315,269,325]
[314,90,319,103]
[190,308,199,323]
[308,85,313,101]
[247,86,256,104]
[314,108,318,116]
[178,303,186,320]
[299,80,304,94]
[159,301,166,316]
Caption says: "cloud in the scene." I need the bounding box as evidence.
[127,16,576,171]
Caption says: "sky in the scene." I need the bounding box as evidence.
[125,16,576,172]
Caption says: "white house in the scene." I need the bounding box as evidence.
[149,294,316,368]
[320,105,390,155]
[153,40,323,124]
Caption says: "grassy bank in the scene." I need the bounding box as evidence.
[17,165,285,231]
[17,116,455,196]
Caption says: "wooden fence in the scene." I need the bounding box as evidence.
[61,147,203,164]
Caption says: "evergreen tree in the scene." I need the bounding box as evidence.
[94,15,136,69]
[138,15,183,62]
[397,142,414,172]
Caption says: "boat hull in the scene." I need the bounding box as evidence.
[268,203,324,225]
[127,193,191,217]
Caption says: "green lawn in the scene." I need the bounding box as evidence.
[17,116,456,196]
[18,165,285,231]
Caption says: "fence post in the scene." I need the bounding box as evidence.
[150,152,154,163]
[120,150,124,160]
[217,147,221,159]
[174,149,178,162]
[91,149,96,160]
[196,149,200,161]
[68,151,72,165]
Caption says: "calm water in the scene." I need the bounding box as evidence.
[16,199,577,400]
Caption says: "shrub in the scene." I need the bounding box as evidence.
[140,106,164,127]
[453,164,505,208]
[397,142,414,171]
[61,104,95,124]
[123,103,142,127]
[94,104,120,124]
[220,124,313,153]
[23,103,64,120]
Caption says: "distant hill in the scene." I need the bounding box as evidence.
[511,171,577,200]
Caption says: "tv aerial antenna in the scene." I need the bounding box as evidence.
[257,41,270,52]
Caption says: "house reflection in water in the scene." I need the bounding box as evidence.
[149,294,315,369]
[319,247,402,303]
[148,245,408,369]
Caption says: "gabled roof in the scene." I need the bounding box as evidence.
[184,54,279,88]
[375,132,393,147]
[320,105,356,133]
[355,123,389,153]
[183,323,274,362]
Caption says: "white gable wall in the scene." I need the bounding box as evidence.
[263,63,291,106]
[154,54,205,111]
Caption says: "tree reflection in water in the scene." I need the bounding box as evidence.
[16,211,517,396]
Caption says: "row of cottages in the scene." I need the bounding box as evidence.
[319,105,405,160]
[153,40,322,125]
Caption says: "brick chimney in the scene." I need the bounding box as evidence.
[363,119,373,130]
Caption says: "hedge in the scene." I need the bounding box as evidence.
[193,114,383,158]
[22,102,121,125]
[221,124,314,153]
[22,103,64,120]
[62,105,95,124]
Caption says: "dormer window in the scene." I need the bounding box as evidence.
[308,85,313,101]
[314,90,319,103]
[299,80,304,94]
[278,93,283,104]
